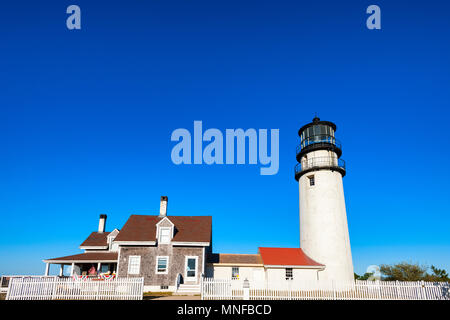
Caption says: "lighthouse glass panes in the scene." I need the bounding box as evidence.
[301,124,335,148]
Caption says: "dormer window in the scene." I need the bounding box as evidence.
[159,227,171,244]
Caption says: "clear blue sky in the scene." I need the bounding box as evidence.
[0,0,449,276]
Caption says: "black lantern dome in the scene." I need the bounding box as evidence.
[296,117,342,161]
[295,117,346,181]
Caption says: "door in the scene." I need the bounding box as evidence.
[185,256,198,282]
[253,269,265,288]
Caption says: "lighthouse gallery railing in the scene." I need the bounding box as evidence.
[295,156,346,175]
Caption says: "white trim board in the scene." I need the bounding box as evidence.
[43,260,118,264]
[172,241,210,246]
[115,241,156,245]
[264,265,325,269]
[155,256,170,274]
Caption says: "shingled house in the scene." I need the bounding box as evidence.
[44,196,326,293]
[44,197,212,292]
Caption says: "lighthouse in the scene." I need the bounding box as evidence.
[295,117,354,282]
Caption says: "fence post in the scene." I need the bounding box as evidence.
[51,278,57,300]
[396,280,400,299]
[332,281,336,300]
[200,276,204,300]
[376,280,382,299]
[96,281,100,300]
[243,278,250,300]
[5,278,13,300]
[420,280,426,300]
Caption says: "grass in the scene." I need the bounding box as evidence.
[143,291,173,296]
[143,291,173,300]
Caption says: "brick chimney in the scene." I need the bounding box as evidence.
[98,214,107,233]
[159,196,168,217]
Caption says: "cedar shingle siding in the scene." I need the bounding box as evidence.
[118,246,205,286]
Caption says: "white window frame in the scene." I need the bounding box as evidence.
[185,256,198,280]
[232,267,240,280]
[127,255,141,275]
[159,227,172,244]
[155,256,169,274]
[285,268,293,280]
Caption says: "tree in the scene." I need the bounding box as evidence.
[424,265,450,282]
[380,262,428,281]
[354,272,375,280]
[379,262,450,282]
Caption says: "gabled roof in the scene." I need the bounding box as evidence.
[80,232,111,248]
[44,252,118,263]
[207,253,263,265]
[258,247,324,268]
[113,215,212,244]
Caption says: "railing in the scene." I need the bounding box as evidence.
[6,277,144,300]
[295,156,346,175]
[296,134,341,154]
[201,278,450,300]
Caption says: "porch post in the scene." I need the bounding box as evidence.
[59,264,64,277]
[45,263,50,276]
[70,263,75,276]
[97,262,101,274]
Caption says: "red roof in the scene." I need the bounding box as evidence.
[258,247,324,267]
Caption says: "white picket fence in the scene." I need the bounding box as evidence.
[6,277,144,300]
[201,278,450,300]
[1,275,57,293]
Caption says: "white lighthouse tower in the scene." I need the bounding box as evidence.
[295,117,354,282]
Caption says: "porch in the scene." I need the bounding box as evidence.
[43,252,118,277]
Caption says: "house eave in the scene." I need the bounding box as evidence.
[208,263,264,267]
[43,259,118,264]
[171,241,210,246]
[79,246,109,250]
[115,241,156,246]
[264,265,325,269]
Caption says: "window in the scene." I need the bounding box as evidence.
[285,268,293,280]
[100,264,109,274]
[156,256,169,274]
[159,227,171,244]
[185,257,198,278]
[308,175,315,186]
[160,285,168,290]
[128,256,141,275]
[232,267,239,280]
